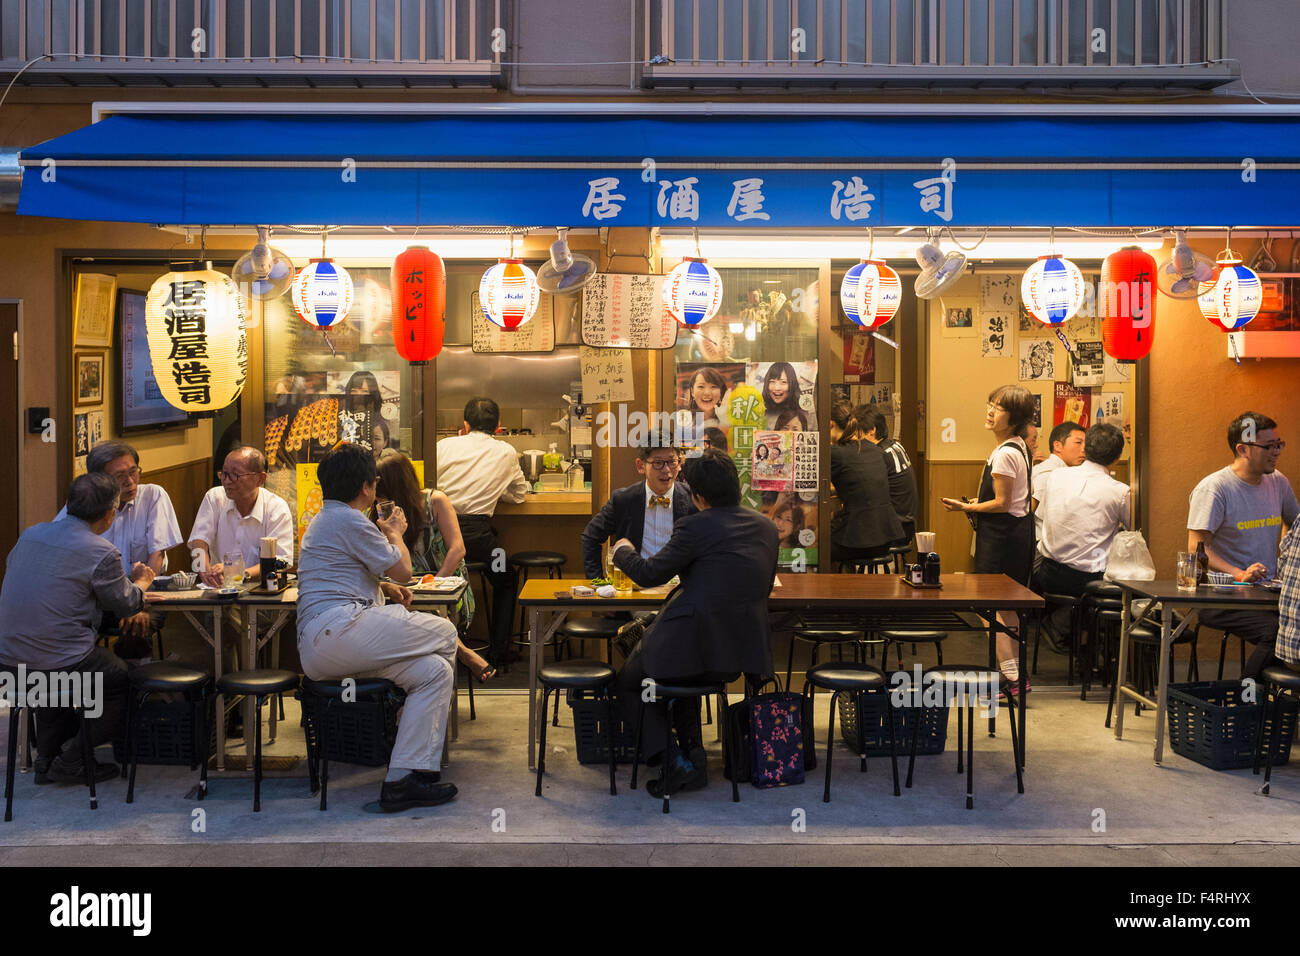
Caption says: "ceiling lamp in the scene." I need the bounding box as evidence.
[1100,246,1157,362]
[1198,234,1262,332]
[480,259,540,330]
[145,262,248,412]
[391,245,446,365]
[841,259,901,329]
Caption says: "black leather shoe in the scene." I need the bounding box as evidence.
[46,755,119,785]
[646,753,707,798]
[33,756,54,785]
[379,773,458,812]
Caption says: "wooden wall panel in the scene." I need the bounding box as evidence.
[145,458,213,573]
[925,461,986,572]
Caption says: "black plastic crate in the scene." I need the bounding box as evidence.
[837,685,949,756]
[298,688,406,768]
[569,689,641,765]
[1166,680,1298,771]
[117,696,216,766]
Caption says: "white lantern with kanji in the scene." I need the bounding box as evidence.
[1021,254,1086,325]
[663,257,723,327]
[479,259,540,330]
[1198,254,1263,332]
[293,258,355,330]
[841,259,901,329]
[145,263,248,412]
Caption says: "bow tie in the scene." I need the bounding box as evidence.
[650,496,672,509]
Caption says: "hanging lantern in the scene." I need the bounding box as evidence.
[480,259,539,330]
[840,259,901,329]
[1198,253,1262,332]
[663,257,723,328]
[1021,254,1086,325]
[144,262,248,412]
[1100,246,1157,362]
[293,259,355,330]
[391,245,446,364]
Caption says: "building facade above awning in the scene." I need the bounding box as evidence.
[17,104,1300,228]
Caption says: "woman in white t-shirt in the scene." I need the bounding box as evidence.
[941,384,1037,694]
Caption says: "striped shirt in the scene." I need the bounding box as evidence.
[1277,525,1300,665]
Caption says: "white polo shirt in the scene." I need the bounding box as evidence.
[435,431,530,516]
[1037,460,1131,573]
[189,486,295,571]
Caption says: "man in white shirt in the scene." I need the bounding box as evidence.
[1031,421,1086,543]
[189,446,294,586]
[435,397,529,665]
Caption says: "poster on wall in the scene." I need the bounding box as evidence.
[841,330,875,383]
[1053,382,1092,429]
[74,414,89,456]
[87,409,104,447]
[981,275,1017,314]
[1096,391,1130,446]
[1032,393,1043,429]
[939,297,979,338]
[580,346,635,403]
[1104,355,1133,384]
[762,490,819,569]
[980,310,1013,358]
[675,361,748,440]
[748,360,818,430]
[1019,339,1055,382]
[472,290,557,353]
[1071,340,1105,387]
[752,430,795,492]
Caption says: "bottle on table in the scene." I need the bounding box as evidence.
[1194,541,1209,584]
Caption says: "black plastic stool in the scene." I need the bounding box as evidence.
[214,669,299,812]
[878,629,947,670]
[459,636,492,721]
[1217,630,1255,680]
[551,617,625,725]
[536,661,618,798]
[802,662,899,803]
[297,676,405,811]
[124,663,212,804]
[904,665,1020,809]
[2,664,101,821]
[1255,664,1300,795]
[463,560,495,638]
[631,680,736,813]
[509,551,568,650]
[1105,622,1197,728]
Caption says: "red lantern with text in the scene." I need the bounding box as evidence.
[1100,246,1157,362]
[391,245,446,365]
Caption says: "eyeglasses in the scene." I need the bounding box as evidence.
[1243,441,1286,453]
[219,470,257,483]
[644,459,680,471]
[108,466,142,483]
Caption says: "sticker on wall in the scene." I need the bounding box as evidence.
[74,413,89,456]
[1096,391,1130,446]
[749,361,818,431]
[1104,354,1133,384]
[841,330,876,384]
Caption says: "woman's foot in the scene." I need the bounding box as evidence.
[465,655,496,683]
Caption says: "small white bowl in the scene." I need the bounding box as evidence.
[169,571,197,590]
[1206,571,1233,587]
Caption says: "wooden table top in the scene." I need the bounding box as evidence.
[147,583,464,608]
[518,573,1042,610]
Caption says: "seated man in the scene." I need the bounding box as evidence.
[580,439,696,578]
[189,446,294,586]
[57,440,182,655]
[0,473,157,783]
[1188,411,1298,679]
[612,449,779,797]
[296,444,459,812]
[1031,421,1087,558]
[1275,524,1300,671]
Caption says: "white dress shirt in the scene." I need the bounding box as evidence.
[1031,453,1067,547]
[189,486,295,571]
[435,431,530,516]
[641,482,676,560]
[1037,460,1131,572]
[57,482,182,575]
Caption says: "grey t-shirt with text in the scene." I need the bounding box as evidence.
[1187,467,1299,578]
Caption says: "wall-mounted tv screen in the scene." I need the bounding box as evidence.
[117,289,194,432]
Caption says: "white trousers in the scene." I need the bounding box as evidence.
[298,602,458,772]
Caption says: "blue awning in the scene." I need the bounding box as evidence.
[17,109,1300,227]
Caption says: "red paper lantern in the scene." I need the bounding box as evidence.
[391,245,446,364]
[1100,247,1157,362]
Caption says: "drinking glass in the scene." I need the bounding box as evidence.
[375,499,396,521]
[1175,551,1198,591]
[221,552,242,587]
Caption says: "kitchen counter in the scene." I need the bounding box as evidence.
[496,491,592,516]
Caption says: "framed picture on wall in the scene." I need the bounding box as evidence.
[74,352,104,407]
[73,273,117,349]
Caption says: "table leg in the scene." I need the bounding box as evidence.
[212,609,225,771]
[1113,590,1132,739]
[1153,608,1173,765]
[244,608,258,754]
[987,614,997,738]
[1017,611,1028,775]
[528,607,542,770]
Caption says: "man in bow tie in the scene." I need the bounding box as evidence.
[581,438,697,578]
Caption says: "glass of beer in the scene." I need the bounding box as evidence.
[1176,551,1198,591]
[605,544,635,592]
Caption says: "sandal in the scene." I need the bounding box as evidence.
[471,660,497,684]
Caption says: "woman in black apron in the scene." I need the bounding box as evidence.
[941,384,1037,694]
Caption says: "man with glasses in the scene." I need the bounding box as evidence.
[57,440,182,652]
[1188,411,1299,678]
[581,437,697,578]
[189,446,294,587]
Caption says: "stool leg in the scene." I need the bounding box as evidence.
[1007,690,1023,795]
[956,702,965,775]
[125,688,139,804]
[720,689,738,803]
[4,706,19,822]
[800,677,816,759]
[785,636,796,691]
[603,686,617,797]
[823,690,838,803]
[965,699,975,810]
[253,695,264,812]
[319,699,330,812]
[1262,686,1283,796]
[1217,636,1228,681]
[630,699,646,791]
[466,662,477,721]
[705,694,712,726]
[536,688,550,797]
[661,699,674,814]
[197,690,209,800]
[885,691,900,797]
[79,711,97,811]
[905,695,922,789]
[857,691,867,774]
[552,683,561,727]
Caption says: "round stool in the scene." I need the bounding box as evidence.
[552,617,624,725]
[903,665,1019,809]
[1255,665,1300,794]
[1105,622,1197,727]
[887,543,913,573]
[536,661,618,798]
[463,560,495,637]
[879,629,947,670]
[297,677,404,811]
[801,662,898,803]
[509,551,568,650]
[124,663,212,805]
[786,621,870,691]
[215,669,299,812]
[631,680,737,813]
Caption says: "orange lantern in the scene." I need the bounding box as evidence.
[391,245,446,364]
[1100,246,1157,362]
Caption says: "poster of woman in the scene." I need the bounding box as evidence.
[748,360,818,431]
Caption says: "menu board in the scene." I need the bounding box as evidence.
[580,346,635,403]
[471,291,556,353]
[581,273,678,349]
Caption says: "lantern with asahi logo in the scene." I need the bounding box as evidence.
[480,259,539,330]
[1021,254,1087,326]
[293,259,355,331]
[840,259,901,329]
[145,262,247,412]
[1198,251,1262,332]
[391,245,446,364]
[1100,246,1157,362]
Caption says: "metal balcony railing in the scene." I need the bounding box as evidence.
[0,0,502,86]
[645,0,1236,88]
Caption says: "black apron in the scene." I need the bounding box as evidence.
[972,438,1034,586]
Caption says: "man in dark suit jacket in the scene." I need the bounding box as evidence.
[580,442,697,577]
[612,449,780,798]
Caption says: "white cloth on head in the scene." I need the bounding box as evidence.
[189,486,294,571]
[1038,460,1130,573]
[435,431,529,516]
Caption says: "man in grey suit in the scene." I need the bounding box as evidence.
[612,449,780,797]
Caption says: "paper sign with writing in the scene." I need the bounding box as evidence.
[1072,340,1105,386]
[981,309,1013,357]
[471,291,556,353]
[580,346,634,403]
[581,274,678,349]
[1053,382,1091,429]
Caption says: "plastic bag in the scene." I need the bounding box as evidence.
[1104,531,1156,582]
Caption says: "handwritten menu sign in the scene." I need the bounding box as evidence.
[580,346,634,403]
[581,274,678,349]
[471,291,556,353]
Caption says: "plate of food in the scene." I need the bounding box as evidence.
[407,574,466,592]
